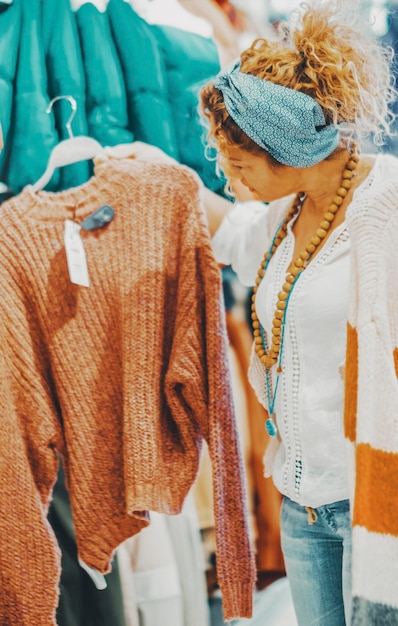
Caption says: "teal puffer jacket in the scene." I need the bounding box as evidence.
[1,0,222,195]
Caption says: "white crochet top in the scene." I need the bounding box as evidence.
[212,153,381,507]
[214,151,398,622]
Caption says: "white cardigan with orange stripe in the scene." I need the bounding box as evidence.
[344,154,398,625]
[213,151,398,625]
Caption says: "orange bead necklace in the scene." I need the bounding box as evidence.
[251,143,359,437]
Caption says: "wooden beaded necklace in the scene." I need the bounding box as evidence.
[251,144,359,437]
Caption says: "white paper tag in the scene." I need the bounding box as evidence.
[64,219,90,287]
[78,558,107,590]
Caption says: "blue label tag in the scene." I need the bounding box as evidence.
[80,205,115,231]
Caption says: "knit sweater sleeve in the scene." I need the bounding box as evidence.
[164,170,256,621]
[344,178,398,625]
[0,217,64,505]
[0,319,60,625]
[0,204,64,624]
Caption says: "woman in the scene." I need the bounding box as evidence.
[198,2,398,625]
[115,1,398,624]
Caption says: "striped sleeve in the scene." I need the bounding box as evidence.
[345,180,398,625]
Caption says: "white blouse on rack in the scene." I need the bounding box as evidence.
[212,197,351,508]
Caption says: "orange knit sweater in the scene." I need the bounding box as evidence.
[0,157,256,624]
[0,326,60,625]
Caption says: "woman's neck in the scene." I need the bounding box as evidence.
[291,149,375,259]
[297,150,374,217]
[301,150,357,215]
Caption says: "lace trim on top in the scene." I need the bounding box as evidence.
[248,223,350,484]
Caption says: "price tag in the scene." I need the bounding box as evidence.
[64,219,90,287]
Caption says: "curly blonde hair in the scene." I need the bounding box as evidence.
[201,0,397,163]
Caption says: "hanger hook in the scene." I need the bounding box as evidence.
[46,95,77,139]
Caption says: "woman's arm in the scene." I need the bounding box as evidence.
[201,185,233,237]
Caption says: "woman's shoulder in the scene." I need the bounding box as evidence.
[347,151,398,227]
[212,195,294,286]
[349,152,398,205]
[367,152,398,189]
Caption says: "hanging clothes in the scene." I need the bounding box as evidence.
[48,459,127,626]
[0,0,223,194]
[118,512,186,626]
[118,496,210,626]
[164,494,210,626]
[107,0,179,157]
[0,0,21,187]
[0,324,61,625]
[41,0,90,190]
[152,21,223,192]
[0,156,256,625]
[73,1,134,147]
[4,0,60,193]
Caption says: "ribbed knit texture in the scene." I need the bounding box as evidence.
[0,157,256,624]
[0,328,61,625]
[344,160,398,625]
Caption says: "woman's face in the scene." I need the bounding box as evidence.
[221,145,302,203]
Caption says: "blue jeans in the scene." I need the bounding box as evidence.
[280,496,352,626]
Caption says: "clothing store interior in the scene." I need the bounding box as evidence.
[1,1,398,626]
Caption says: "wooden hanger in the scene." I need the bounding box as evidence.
[31,95,103,192]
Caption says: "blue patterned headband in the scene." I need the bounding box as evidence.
[213,59,340,168]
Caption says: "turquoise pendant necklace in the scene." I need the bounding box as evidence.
[251,144,359,438]
[256,213,302,438]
